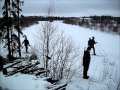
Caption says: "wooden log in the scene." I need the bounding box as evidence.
[58,87,66,90]
[43,77,52,82]
[3,61,21,75]
[13,62,40,72]
[4,61,21,69]
[7,62,39,76]
[7,63,33,76]
[49,83,67,90]
[3,64,26,75]
[22,67,45,74]
[35,70,48,76]
[3,68,7,75]
[49,80,59,84]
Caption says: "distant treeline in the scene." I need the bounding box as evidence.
[22,16,70,21]
[20,16,71,27]
[0,16,71,28]
[63,15,120,34]
[90,16,120,23]
[0,15,120,34]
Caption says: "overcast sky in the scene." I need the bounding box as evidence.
[0,0,120,17]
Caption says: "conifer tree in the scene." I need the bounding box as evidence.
[1,0,24,60]
[11,0,24,57]
[2,0,12,60]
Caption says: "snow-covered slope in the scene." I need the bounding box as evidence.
[0,21,120,90]
[53,21,120,90]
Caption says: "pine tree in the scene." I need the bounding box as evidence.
[1,0,24,60]
[11,0,24,57]
[2,0,12,60]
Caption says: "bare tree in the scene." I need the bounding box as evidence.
[35,21,80,80]
[33,0,80,80]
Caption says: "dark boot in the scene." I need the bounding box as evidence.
[94,53,96,55]
[83,76,89,79]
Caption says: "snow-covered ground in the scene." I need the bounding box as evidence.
[0,21,120,90]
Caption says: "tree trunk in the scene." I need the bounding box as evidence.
[17,0,21,57]
[5,0,11,60]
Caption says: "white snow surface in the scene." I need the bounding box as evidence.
[0,73,52,90]
[0,21,120,90]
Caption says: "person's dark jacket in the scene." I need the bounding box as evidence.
[91,39,96,46]
[83,50,91,66]
[88,39,92,46]
[23,39,29,46]
[89,39,97,47]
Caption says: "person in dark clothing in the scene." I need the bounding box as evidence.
[88,37,97,55]
[88,38,92,47]
[22,36,30,53]
[83,47,91,79]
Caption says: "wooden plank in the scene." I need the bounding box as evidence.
[43,77,52,82]
[7,64,33,76]
[57,87,66,90]
[4,61,21,69]
[7,62,39,76]
[22,67,45,74]
[35,70,48,76]
[50,83,67,90]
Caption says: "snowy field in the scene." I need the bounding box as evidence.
[0,21,120,90]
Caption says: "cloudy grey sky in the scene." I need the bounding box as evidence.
[0,0,120,17]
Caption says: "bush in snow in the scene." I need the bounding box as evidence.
[34,21,80,81]
[30,50,38,60]
[33,0,80,81]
